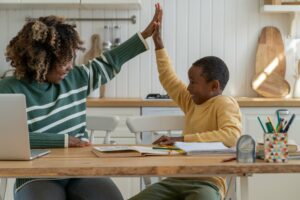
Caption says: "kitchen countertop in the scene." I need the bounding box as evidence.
[87,97,300,107]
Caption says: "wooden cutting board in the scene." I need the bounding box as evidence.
[252,73,290,98]
[84,34,105,98]
[253,26,290,97]
[255,26,286,78]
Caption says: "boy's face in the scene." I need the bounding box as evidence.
[187,66,217,105]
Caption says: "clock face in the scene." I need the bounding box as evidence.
[238,136,255,153]
[237,135,256,162]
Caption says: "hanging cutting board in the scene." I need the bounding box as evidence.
[84,34,105,98]
[255,26,286,77]
[252,26,290,97]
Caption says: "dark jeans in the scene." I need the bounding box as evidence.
[14,178,123,200]
[129,178,221,200]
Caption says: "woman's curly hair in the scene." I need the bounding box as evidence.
[5,15,84,82]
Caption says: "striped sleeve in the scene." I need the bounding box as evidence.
[29,132,66,148]
[81,32,148,95]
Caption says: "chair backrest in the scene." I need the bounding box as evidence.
[86,115,120,144]
[126,115,185,144]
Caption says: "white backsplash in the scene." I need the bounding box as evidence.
[0,0,299,98]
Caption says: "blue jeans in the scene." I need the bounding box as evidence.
[14,178,123,200]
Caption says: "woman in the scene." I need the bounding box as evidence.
[0,4,162,200]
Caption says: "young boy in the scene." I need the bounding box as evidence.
[129,5,241,200]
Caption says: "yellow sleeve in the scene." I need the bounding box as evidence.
[184,98,242,147]
[155,48,193,113]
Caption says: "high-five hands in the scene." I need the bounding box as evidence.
[141,3,163,39]
[152,3,164,50]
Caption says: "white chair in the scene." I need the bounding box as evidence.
[0,115,120,200]
[126,115,236,200]
[86,115,120,144]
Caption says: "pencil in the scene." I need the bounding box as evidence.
[267,116,277,133]
[152,146,181,150]
[257,116,267,133]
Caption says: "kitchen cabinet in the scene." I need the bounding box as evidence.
[80,0,141,9]
[0,0,20,2]
[0,0,141,9]
[240,107,300,200]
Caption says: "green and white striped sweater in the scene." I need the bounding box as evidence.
[0,32,148,191]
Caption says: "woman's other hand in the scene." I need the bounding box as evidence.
[141,3,162,39]
[69,136,91,147]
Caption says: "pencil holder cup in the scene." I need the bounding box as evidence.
[264,132,288,163]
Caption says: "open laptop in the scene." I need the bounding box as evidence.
[0,94,50,160]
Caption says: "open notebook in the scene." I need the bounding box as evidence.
[174,142,235,155]
[92,146,182,157]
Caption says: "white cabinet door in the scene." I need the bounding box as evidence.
[240,107,300,200]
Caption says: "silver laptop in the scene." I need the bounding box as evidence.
[0,94,50,160]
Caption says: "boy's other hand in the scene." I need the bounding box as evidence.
[69,136,91,147]
[153,135,183,146]
[141,3,162,39]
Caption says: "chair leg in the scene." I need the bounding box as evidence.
[224,176,237,200]
[0,178,7,200]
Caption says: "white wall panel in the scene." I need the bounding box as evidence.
[0,0,296,98]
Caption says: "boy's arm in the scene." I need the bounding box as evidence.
[184,99,242,147]
[155,49,193,113]
[153,12,193,113]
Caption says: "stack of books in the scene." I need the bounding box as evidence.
[256,139,300,159]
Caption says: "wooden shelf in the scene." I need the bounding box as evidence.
[262,5,300,13]
[261,4,300,38]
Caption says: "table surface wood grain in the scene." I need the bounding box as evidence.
[1,146,300,178]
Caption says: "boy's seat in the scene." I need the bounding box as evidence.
[126,115,236,200]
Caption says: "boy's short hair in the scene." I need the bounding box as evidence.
[192,56,229,91]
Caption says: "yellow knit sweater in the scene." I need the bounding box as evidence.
[155,48,242,197]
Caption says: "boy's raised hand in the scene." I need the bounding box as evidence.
[141,3,162,39]
[152,4,163,50]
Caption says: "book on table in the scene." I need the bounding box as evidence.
[92,146,182,158]
[256,139,300,159]
[256,139,299,153]
[174,142,236,156]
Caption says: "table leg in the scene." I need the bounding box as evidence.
[0,178,7,200]
[240,176,249,200]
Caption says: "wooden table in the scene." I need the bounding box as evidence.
[1,147,300,200]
